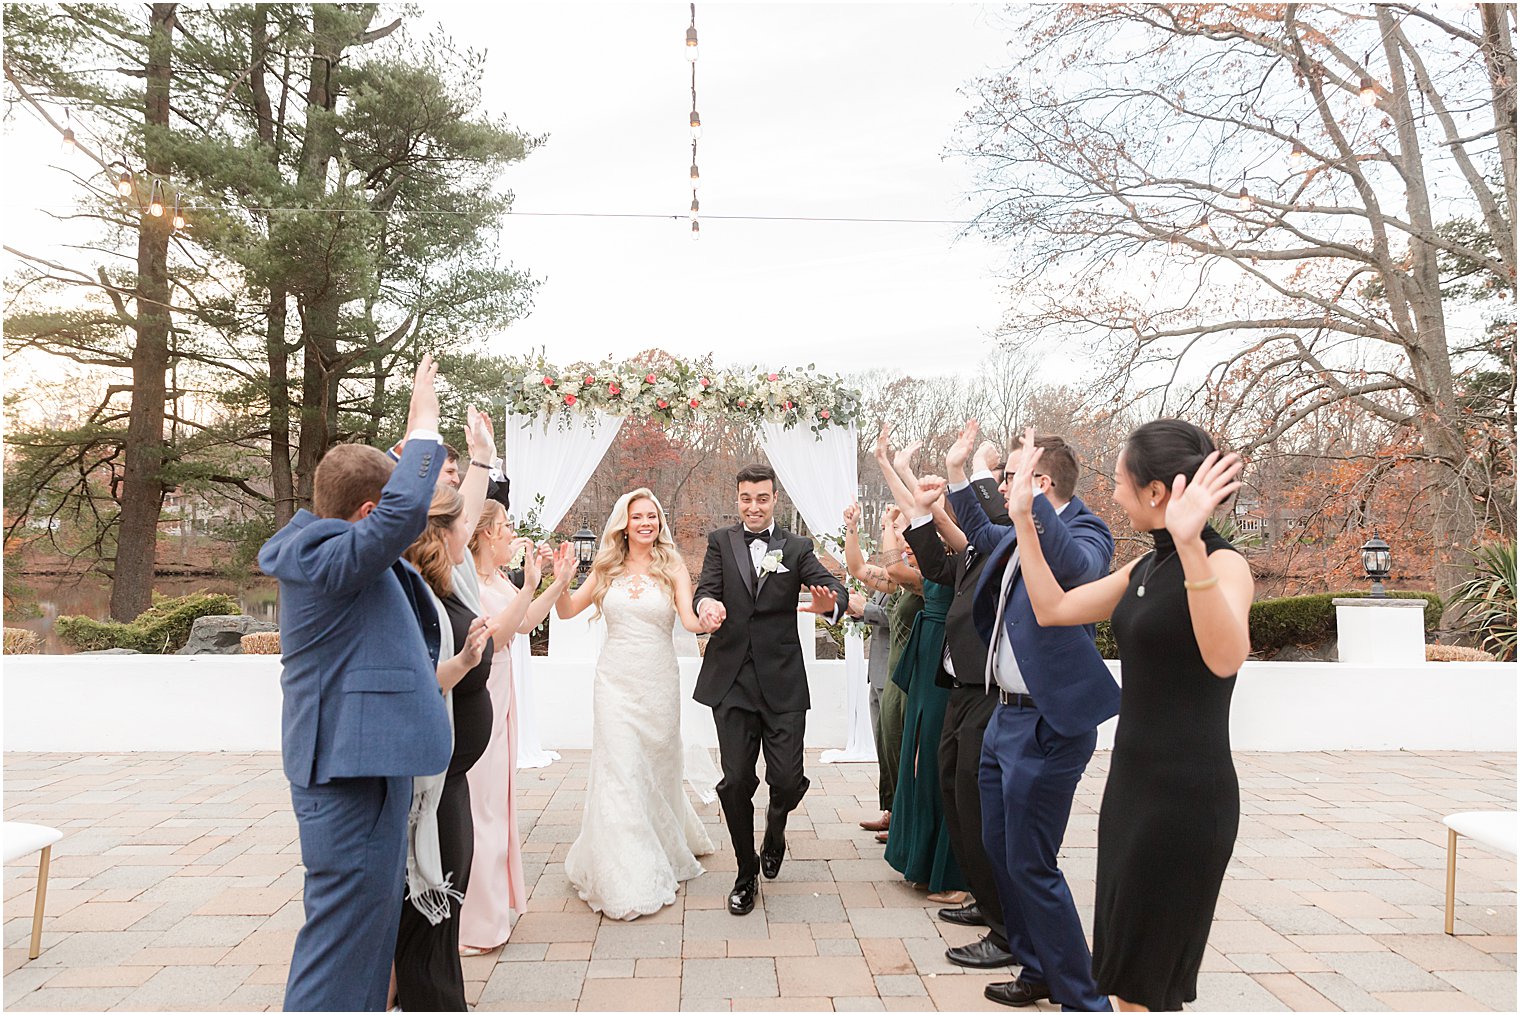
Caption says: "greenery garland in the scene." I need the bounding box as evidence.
[499,356,862,433]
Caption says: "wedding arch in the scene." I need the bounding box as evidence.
[496,355,876,767]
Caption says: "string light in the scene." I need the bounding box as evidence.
[171,194,185,231]
[1288,141,1308,171]
[148,178,165,217]
[112,161,134,197]
[686,4,702,238]
[1237,184,1254,210]
[61,110,76,149]
[1358,75,1378,106]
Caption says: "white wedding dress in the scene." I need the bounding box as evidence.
[564,574,714,919]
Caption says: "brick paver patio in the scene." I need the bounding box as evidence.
[3,750,1515,1011]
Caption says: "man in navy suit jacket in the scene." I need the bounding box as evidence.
[946,421,1119,1012]
[259,356,453,1012]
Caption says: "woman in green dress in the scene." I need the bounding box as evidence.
[876,432,967,895]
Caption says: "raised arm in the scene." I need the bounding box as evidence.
[458,406,495,533]
[552,541,598,620]
[843,502,900,595]
[518,544,564,634]
[880,510,923,594]
[944,419,1015,556]
[903,516,958,586]
[1166,451,1254,676]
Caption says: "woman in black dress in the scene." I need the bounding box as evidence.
[1004,420,1253,1012]
[397,485,495,1011]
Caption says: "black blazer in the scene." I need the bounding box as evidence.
[693,524,849,713]
[905,475,1007,691]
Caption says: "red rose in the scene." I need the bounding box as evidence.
[542,375,555,386]
[645,373,657,384]
[784,400,794,410]
[584,374,595,385]
[738,400,748,408]
[608,383,621,396]
[820,409,831,419]
[700,376,711,387]
[689,397,700,408]
[767,372,779,381]
[657,398,669,409]
[564,394,577,406]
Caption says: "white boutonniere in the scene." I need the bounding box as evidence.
[758,550,788,576]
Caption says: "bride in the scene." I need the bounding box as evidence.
[549,488,716,919]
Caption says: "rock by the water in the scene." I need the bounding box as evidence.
[80,647,142,655]
[179,615,278,655]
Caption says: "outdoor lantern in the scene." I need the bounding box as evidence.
[572,522,597,580]
[686,25,699,62]
[689,109,702,139]
[1360,532,1392,598]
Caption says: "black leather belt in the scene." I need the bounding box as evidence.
[950,679,981,690]
[998,689,1037,709]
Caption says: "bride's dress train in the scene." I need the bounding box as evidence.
[564,574,714,919]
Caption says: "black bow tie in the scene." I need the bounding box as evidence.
[743,528,770,544]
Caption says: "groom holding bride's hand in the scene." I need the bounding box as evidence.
[693,464,850,916]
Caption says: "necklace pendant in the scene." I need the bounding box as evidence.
[1136,585,1146,598]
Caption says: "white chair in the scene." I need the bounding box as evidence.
[2,821,63,959]
[1443,811,1518,935]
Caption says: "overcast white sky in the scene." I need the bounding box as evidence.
[4,2,1031,383]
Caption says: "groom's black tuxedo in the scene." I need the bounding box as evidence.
[693,524,847,714]
[693,522,849,884]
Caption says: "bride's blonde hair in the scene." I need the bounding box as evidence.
[587,488,685,619]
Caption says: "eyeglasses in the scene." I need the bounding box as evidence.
[1000,471,1048,482]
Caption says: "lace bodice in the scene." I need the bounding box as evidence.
[601,574,678,660]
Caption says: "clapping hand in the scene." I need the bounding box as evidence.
[946,418,980,476]
[456,616,491,669]
[1165,450,1244,545]
[465,405,496,463]
[799,584,839,617]
[843,502,861,533]
[973,439,1001,475]
[1004,427,1044,518]
[873,422,892,462]
[405,353,440,436]
[550,540,578,584]
[914,474,947,514]
[520,539,549,588]
[847,591,866,619]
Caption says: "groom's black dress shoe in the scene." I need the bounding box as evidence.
[938,902,987,927]
[760,838,785,880]
[945,935,1015,969]
[728,875,758,916]
[984,979,1051,1007]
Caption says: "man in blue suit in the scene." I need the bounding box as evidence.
[946,419,1119,1012]
[259,355,455,1012]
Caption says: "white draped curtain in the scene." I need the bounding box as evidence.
[756,421,876,764]
[505,410,625,768]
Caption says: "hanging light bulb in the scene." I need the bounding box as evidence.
[690,195,700,221]
[112,162,134,197]
[1289,141,1308,171]
[1237,185,1254,210]
[689,109,702,140]
[171,194,185,231]
[148,178,165,217]
[1358,76,1378,106]
[686,24,699,62]
[691,219,701,240]
[690,161,700,189]
[61,110,76,149]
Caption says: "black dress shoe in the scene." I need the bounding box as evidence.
[945,935,1015,969]
[760,838,785,879]
[937,902,987,927]
[983,979,1051,1008]
[728,875,758,916]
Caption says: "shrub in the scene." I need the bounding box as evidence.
[1426,644,1497,663]
[3,628,42,654]
[1092,591,1442,660]
[240,631,282,655]
[55,592,240,654]
[1448,540,1516,662]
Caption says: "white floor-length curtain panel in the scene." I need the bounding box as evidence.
[756,420,875,764]
[505,410,625,768]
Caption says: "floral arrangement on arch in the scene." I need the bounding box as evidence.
[500,355,862,434]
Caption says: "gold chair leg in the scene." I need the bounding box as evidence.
[1444,827,1457,936]
[29,844,52,960]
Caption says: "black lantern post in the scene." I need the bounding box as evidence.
[572,521,597,586]
[1360,532,1392,598]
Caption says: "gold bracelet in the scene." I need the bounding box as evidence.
[1184,574,1221,591]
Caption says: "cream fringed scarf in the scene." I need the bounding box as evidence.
[406,585,461,925]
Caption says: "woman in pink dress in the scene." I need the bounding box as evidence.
[459,500,566,955]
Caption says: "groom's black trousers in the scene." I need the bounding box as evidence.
[939,682,1010,951]
[713,658,809,879]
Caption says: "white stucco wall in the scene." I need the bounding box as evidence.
[2,655,1513,754]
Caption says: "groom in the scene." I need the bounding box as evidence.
[695,464,850,916]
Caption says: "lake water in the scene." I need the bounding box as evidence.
[8,574,279,654]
